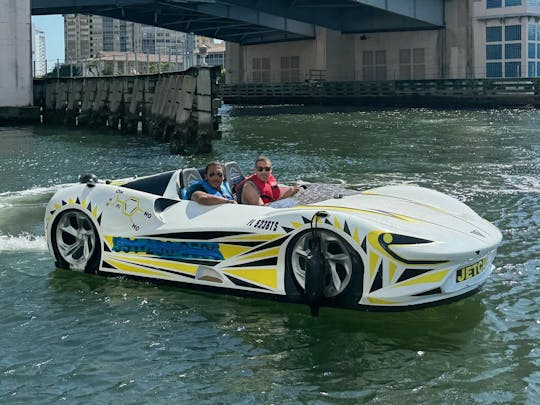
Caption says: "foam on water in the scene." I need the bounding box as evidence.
[0,233,47,252]
[0,183,75,201]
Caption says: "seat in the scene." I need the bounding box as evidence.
[224,161,245,195]
[179,167,203,199]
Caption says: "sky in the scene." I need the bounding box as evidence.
[32,15,65,62]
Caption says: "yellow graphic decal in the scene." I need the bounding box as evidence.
[333,216,342,231]
[388,262,398,284]
[293,205,415,222]
[223,268,277,289]
[219,244,252,259]
[220,233,282,242]
[352,228,360,244]
[107,253,198,275]
[394,269,449,288]
[105,258,178,280]
[366,296,398,305]
[369,251,380,279]
[238,246,280,261]
[291,221,303,229]
[104,235,114,250]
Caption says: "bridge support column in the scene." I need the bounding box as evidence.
[0,0,33,108]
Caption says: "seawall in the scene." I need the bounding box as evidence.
[33,66,221,154]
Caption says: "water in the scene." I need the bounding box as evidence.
[1,106,539,403]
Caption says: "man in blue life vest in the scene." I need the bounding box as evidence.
[187,161,236,205]
[236,156,300,205]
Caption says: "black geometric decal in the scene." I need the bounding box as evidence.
[97,213,102,225]
[282,226,295,233]
[396,268,434,283]
[87,202,92,212]
[343,221,351,236]
[325,218,332,225]
[302,216,311,224]
[226,274,271,291]
[413,287,442,296]
[361,237,367,253]
[370,262,383,292]
[227,257,278,268]
[76,197,81,204]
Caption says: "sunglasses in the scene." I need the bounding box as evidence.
[256,166,272,172]
[208,172,223,178]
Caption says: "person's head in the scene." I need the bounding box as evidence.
[204,161,225,189]
[254,156,272,182]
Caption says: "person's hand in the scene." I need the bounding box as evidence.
[290,186,301,196]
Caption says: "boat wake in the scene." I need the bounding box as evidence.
[0,233,47,252]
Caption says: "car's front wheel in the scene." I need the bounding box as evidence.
[51,209,101,274]
[286,229,360,299]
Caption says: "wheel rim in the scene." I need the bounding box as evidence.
[290,230,353,297]
[55,210,97,270]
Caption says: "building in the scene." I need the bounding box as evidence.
[473,0,540,78]
[225,0,540,84]
[32,24,46,77]
[64,14,187,66]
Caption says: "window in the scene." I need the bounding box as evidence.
[505,0,521,5]
[528,61,536,76]
[362,50,387,80]
[528,25,536,41]
[528,43,536,58]
[505,43,521,58]
[412,48,426,79]
[486,26,502,42]
[280,56,300,82]
[505,61,521,76]
[487,44,502,59]
[486,62,503,77]
[252,57,270,83]
[399,48,425,80]
[399,49,411,80]
[487,0,502,7]
[505,25,521,41]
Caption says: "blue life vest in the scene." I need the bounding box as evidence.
[192,179,234,200]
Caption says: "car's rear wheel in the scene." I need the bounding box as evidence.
[52,209,101,274]
[287,229,356,297]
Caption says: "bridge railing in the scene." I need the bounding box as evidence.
[222,78,540,106]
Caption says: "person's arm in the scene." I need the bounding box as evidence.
[191,190,236,205]
[241,181,264,205]
[278,185,301,200]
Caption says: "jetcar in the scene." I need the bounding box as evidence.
[44,162,502,313]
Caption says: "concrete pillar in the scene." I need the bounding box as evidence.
[224,42,243,84]
[0,0,32,107]
[324,28,355,81]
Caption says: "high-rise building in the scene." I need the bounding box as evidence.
[64,14,186,63]
[32,24,46,77]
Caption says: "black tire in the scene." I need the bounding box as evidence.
[51,209,101,274]
[284,229,364,308]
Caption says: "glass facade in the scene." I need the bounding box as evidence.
[487,0,522,6]
[528,24,540,76]
[485,24,526,77]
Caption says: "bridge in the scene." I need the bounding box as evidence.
[31,0,443,45]
[1,0,444,111]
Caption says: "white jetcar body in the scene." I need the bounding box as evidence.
[45,165,502,312]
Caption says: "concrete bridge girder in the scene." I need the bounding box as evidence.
[31,0,444,45]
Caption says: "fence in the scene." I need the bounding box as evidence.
[222,78,540,107]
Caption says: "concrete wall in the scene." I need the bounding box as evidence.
[223,1,487,84]
[0,0,32,106]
